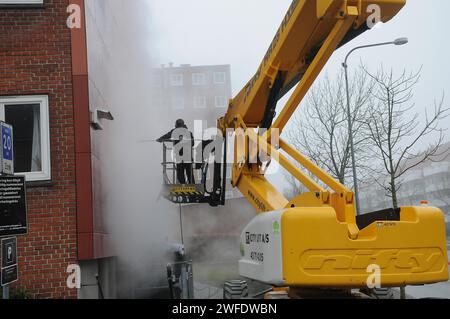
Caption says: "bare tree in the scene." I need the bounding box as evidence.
[285,67,374,193]
[364,66,449,209]
[283,174,306,200]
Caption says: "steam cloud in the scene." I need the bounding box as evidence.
[86,0,181,298]
[85,0,257,298]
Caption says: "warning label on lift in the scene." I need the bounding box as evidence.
[170,185,204,196]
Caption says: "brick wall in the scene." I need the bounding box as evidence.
[0,0,78,299]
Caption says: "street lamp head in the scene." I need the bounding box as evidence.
[394,37,408,46]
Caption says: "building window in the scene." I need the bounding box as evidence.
[192,73,206,86]
[214,72,226,84]
[170,74,183,86]
[0,95,51,182]
[172,97,185,110]
[193,96,206,109]
[151,74,162,88]
[215,96,228,108]
[0,0,43,4]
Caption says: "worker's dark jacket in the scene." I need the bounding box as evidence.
[158,126,194,161]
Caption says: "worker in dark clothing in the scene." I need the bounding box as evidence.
[157,119,195,184]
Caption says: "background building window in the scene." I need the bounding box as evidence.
[192,73,206,86]
[151,74,162,87]
[194,96,206,109]
[170,74,183,86]
[171,97,185,110]
[214,72,226,84]
[0,95,51,181]
[215,96,228,108]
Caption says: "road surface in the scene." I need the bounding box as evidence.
[403,247,450,299]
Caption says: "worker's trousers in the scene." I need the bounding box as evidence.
[177,163,194,184]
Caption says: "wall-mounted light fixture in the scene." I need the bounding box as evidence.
[90,109,114,130]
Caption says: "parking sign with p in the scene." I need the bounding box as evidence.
[1,237,18,286]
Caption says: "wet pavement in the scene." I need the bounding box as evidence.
[192,247,450,299]
[194,282,223,299]
[401,248,450,299]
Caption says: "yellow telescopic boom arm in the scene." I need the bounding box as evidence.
[222,0,405,132]
[219,0,406,219]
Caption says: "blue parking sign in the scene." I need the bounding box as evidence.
[1,122,14,175]
[2,125,13,161]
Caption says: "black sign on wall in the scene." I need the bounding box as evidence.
[0,176,28,237]
[1,237,18,286]
[1,237,17,268]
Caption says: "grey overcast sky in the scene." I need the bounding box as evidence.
[149,0,449,127]
[148,0,450,188]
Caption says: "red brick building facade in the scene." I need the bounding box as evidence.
[0,0,93,298]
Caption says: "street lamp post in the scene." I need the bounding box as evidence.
[342,37,408,216]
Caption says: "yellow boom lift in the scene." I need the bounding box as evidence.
[163,0,449,297]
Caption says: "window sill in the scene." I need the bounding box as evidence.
[0,4,45,9]
[26,180,53,188]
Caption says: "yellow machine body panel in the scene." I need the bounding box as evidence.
[281,206,449,287]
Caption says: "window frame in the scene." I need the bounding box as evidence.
[215,96,228,108]
[170,73,184,87]
[193,96,207,109]
[171,97,185,110]
[0,95,51,182]
[0,0,43,6]
[192,73,206,86]
[213,72,226,84]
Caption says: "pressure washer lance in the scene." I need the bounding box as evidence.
[179,203,184,246]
